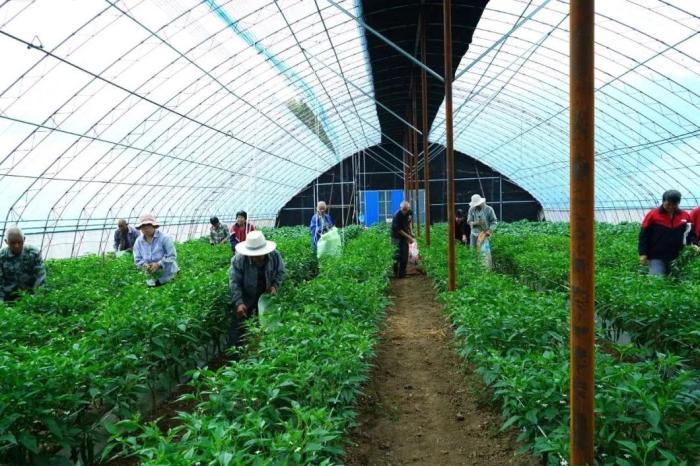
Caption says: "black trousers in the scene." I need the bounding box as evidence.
[393,239,409,277]
[228,304,259,348]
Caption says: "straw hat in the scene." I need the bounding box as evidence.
[135,213,159,228]
[469,194,486,208]
[235,230,277,256]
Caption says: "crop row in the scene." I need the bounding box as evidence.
[105,226,394,464]
[421,225,699,465]
[0,226,315,465]
[490,225,700,364]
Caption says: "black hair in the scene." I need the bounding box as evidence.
[456,209,464,216]
[235,210,248,219]
[209,216,219,225]
[662,190,682,204]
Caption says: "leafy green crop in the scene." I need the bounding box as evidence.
[0,228,316,465]
[490,224,700,364]
[421,224,699,465]
[105,227,393,465]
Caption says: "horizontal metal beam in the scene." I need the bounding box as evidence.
[303,48,423,135]
[454,0,554,81]
[325,0,444,83]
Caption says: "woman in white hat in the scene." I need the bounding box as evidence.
[228,230,285,347]
[467,194,498,248]
[133,214,180,287]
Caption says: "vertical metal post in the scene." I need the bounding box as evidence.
[444,0,456,291]
[569,1,595,465]
[499,176,503,220]
[421,11,431,246]
[403,135,410,198]
[412,77,420,237]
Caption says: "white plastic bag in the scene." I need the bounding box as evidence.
[316,226,342,258]
[409,241,420,264]
[477,232,493,270]
[257,293,272,327]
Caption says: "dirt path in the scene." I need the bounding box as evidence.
[344,273,538,466]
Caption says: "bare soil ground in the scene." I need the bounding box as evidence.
[344,271,539,466]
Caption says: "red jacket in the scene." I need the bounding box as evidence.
[638,207,695,261]
[229,222,255,248]
[690,207,700,241]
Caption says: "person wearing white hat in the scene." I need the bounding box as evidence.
[228,230,285,347]
[133,214,180,287]
[467,194,498,248]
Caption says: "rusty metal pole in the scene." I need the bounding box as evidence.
[412,78,420,237]
[403,134,409,198]
[421,12,431,246]
[444,0,456,291]
[569,0,595,465]
[407,87,415,212]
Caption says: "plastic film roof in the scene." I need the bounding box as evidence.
[431,0,700,221]
[1,0,699,253]
[0,0,379,243]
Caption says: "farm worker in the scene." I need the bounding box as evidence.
[310,201,333,251]
[455,208,471,245]
[113,219,139,253]
[209,216,229,245]
[133,214,180,287]
[690,206,700,245]
[229,210,255,252]
[467,194,498,248]
[639,190,696,276]
[229,230,285,347]
[0,227,46,302]
[391,201,415,278]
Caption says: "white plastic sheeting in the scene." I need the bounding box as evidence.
[431,0,700,221]
[1,0,699,256]
[0,0,379,255]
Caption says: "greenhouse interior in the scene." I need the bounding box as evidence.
[0,0,698,465]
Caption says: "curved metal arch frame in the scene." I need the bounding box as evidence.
[0,0,697,253]
[0,0,388,251]
[426,0,690,213]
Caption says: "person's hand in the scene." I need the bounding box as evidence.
[126,247,133,252]
[147,263,161,273]
[461,235,467,244]
[236,303,248,318]
[639,255,648,265]
[268,285,278,296]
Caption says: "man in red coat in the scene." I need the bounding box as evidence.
[690,206,700,244]
[638,190,696,276]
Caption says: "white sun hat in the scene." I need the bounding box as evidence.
[135,213,159,228]
[469,194,486,208]
[234,230,277,256]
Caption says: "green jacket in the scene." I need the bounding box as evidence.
[0,245,46,301]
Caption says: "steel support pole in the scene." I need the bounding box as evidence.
[499,176,503,220]
[404,135,410,198]
[421,13,431,246]
[412,78,420,238]
[569,1,595,465]
[444,0,456,291]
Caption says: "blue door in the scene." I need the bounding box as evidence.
[363,191,379,226]
[390,190,403,215]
